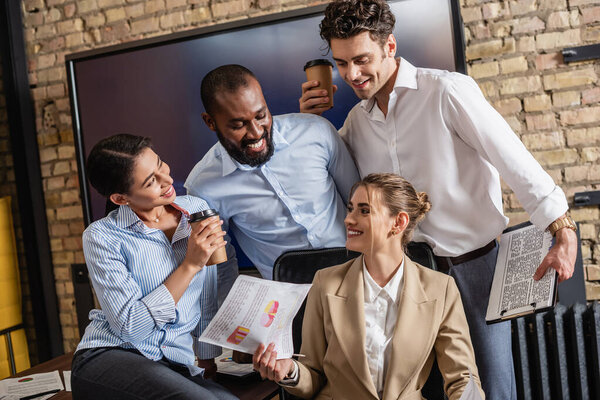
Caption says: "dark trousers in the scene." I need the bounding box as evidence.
[71,347,239,400]
[446,243,517,400]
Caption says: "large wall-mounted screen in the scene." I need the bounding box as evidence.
[67,0,464,265]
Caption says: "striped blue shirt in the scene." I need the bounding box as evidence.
[76,195,237,375]
[185,113,360,278]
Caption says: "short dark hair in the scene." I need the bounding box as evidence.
[86,134,152,197]
[320,0,395,47]
[200,64,256,114]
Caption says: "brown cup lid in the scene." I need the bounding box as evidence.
[189,208,219,223]
[304,59,333,71]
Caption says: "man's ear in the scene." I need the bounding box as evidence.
[385,34,397,58]
[202,112,216,132]
[109,193,128,206]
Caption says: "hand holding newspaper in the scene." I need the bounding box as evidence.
[486,222,555,324]
[199,275,311,359]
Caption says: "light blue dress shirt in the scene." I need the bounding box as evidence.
[76,195,237,375]
[185,113,360,279]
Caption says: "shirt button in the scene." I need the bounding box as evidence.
[278,191,283,196]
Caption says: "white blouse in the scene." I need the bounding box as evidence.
[363,258,405,398]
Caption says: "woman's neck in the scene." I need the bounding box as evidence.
[363,244,405,287]
[133,205,166,225]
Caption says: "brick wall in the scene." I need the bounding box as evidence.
[461,0,600,299]
[0,59,37,362]
[15,0,600,352]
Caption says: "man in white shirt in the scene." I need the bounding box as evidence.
[300,0,577,398]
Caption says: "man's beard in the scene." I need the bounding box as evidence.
[216,127,274,167]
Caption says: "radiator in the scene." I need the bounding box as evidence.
[512,302,600,400]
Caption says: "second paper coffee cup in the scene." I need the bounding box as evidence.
[304,59,334,109]
[189,209,228,265]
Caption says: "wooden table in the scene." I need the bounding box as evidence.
[10,353,278,400]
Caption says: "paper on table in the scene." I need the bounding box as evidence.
[62,371,71,392]
[199,275,311,359]
[0,370,64,398]
[215,349,255,377]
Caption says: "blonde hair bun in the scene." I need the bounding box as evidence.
[417,191,431,215]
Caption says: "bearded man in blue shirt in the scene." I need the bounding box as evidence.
[185,64,359,280]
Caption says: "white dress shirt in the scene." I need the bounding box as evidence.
[363,258,404,398]
[340,58,568,257]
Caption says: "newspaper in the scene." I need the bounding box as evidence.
[486,222,555,324]
[199,275,311,359]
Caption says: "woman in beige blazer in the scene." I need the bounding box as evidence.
[254,173,484,400]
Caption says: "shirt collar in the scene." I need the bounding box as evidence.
[360,57,419,112]
[217,122,289,176]
[115,197,189,229]
[363,256,405,304]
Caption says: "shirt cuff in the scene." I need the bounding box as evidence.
[528,185,569,231]
[140,284,176,327]
[279,360,299,386]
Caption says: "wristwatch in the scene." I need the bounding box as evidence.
[548,216,577,236]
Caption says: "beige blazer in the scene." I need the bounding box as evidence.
[284,255,484,400]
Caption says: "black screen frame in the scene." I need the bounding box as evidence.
[66,0,466,227]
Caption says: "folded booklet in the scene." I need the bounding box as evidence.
[199,275,311,359]
[486,222,556,324]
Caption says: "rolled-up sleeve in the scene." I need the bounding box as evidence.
[444,75,568,230]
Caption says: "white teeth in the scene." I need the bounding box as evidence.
[247,139,263,149]
[347,230,362,237]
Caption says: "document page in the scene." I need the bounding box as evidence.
[199,275,311,359]
[0,370,64,399]
[486,223,555,323]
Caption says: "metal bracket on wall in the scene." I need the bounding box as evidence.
[573,191,600,207]
[562,43,600,63]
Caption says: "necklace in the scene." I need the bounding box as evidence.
[153,206,165,223]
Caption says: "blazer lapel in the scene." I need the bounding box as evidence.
[327,255,379,399]
[382,258,437,400]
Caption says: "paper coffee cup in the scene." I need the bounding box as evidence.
[304,59,334,109]
[189,209,228,265]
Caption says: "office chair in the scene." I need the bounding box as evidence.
[272,243,441,399]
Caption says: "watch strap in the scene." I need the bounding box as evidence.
[548,216,577,236]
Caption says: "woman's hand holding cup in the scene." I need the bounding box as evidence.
[184,215,227,270]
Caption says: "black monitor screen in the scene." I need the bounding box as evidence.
[68,0,464,265]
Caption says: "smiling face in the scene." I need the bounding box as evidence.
[202,77,274,167]
[330,31,398,101]
[111,147,175,211]
[345,185,398,254]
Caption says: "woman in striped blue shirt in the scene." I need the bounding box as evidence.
[71,134,238,400]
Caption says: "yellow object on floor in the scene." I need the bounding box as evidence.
[0,196,30,378]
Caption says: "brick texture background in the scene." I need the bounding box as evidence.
[5,0,598,353]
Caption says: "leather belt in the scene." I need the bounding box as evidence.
[434,240,497,273]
